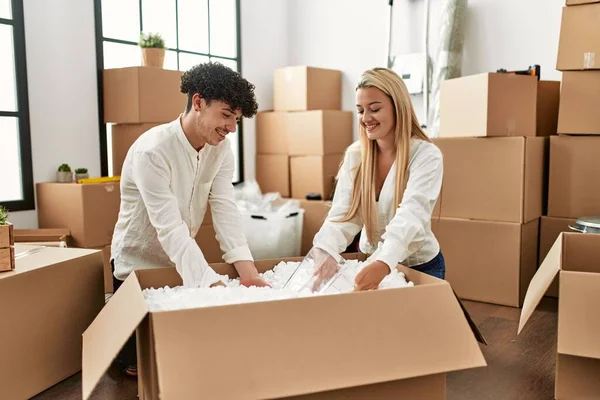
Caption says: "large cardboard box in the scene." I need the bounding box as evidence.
[291,154,342,200]
[520,232,600,399]
[536,80,561,137]
[194,224,222,263]
[37,182,121,248]
[548,136,600,218]
[274,66,342,112]
[567,0,600,4]
[103,67,187,123]
[539,216,577,297]
[287,111,354,155]
[432,217,539,307]
[112,123,161,176]
[433,137,546,223]
[299,200,331,255]
[256,111,290,154]
[256,154,290,197]
[557,3,600,71]
[1,245,104,399]
[82,255,487,400]
[439,73,538,137]
[558,71,600,134]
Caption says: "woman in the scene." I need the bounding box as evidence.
[311,67,444,291]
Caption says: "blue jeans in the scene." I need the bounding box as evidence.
[412,251,446,279]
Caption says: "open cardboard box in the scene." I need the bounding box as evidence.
[83,255,487,399]
[519,232,600,399]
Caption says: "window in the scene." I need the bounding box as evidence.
[0,0,33,211]
[94,0,244,183]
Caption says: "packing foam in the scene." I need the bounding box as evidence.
[143,260,414,312]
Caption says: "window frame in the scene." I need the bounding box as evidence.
[0,0,34,211]
[93,0,245,184]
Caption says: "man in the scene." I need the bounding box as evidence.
[110,62,269,376]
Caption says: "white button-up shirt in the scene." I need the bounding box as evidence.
[111,117,252,288]
[313,139,443,270]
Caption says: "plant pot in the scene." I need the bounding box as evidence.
[56,171,73,183]
[75,173,89,181]
[142,48,166,68]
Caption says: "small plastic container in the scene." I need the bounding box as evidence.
[282,247,346,293]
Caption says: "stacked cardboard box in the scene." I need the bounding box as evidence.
[255,66,353,200]
[0,222,14,271]
[432,72,560,307]
[538,0,600,297]
[103,67,187,175]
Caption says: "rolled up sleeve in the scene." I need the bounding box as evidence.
[375,145,443,271]
[208,147,253,264]
[132,151,225,288]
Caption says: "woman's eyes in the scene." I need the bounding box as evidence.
[357,109,380,114]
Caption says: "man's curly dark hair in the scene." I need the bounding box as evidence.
[180,62,258,119]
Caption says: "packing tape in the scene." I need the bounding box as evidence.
[584,52,595,69]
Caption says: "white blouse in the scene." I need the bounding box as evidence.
[313,138,443,270]
[111,117,251,288]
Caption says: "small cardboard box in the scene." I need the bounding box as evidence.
[256,154,290,197]
[13,228,71,247]
[82,255,486,400]
[439,73,538,137]
[432,217,539,307]
[548,136,600,218]
[557,3,600,71]
[536,80,560,137]
[112,123,161,176]
[299,200,331,255]
[519,232,600,399]
[433,137,547,223]
[291,154,343,200]
[287,110,354,155]
[1,245,104,399]
[0,223,15,271]
[558,71,600,135]
[37,182,121,248]
[274,66,342,112]
[539,216,577,298]
[256,111,290,154]
[103,67,187,123]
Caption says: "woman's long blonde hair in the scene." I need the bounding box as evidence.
[337,67,431,246]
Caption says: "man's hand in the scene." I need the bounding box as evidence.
[210,280,226,288]
[354,261,390,291]
[234,260,272,288]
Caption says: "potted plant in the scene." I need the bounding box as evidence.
[75,168,89,181]
[140,32,166,68]
[57,164,73,183]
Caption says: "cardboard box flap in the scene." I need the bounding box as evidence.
[82,272,149,400]
[455,289,488,345]
[557,271,600,360]
[518,233,563,334]
[149,282,486,399]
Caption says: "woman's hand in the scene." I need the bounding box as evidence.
[354,261,390,291]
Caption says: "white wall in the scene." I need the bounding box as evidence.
[288,0,565,128]
[240,0,290,180]
[10,0,100,228]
